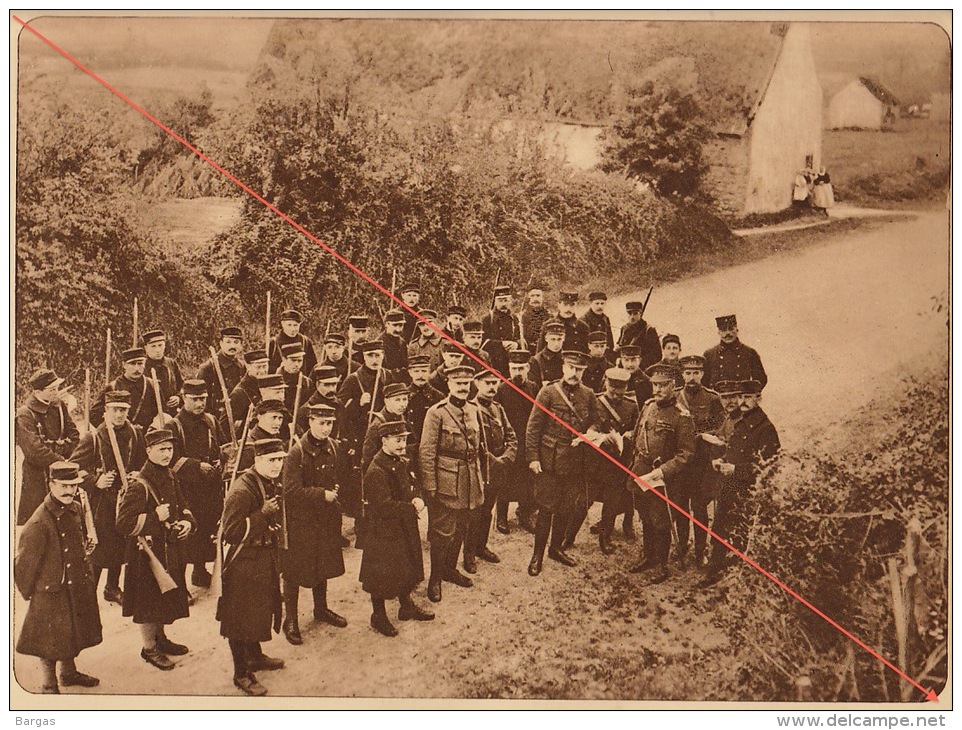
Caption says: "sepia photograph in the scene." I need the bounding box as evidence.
[10,10,951,711]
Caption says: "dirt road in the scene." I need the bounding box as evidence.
[13,211,949,703]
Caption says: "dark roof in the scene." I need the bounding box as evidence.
[858,76,900,106]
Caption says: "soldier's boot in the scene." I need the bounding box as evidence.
[548,511,577,567]
[599,527,616,556]
[370,598,398,637]
[191,562,212,588]
[647,531,672,585]
[475,509,500,563]
[247,642,285,671]
[427,543,444,603]
[444,533,474,588]
[282,580,302,645]
[398,592,435,622]
[692,501,709,566]
[462,521,479,575]
[563,503,589,550]
[495,499,510,534]
[528,511,551,577]
[58,658,99,688]
[312,581,347,628]
[621,507,637,542]
[40,659,59,694]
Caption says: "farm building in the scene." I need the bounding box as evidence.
[825,76,900,130]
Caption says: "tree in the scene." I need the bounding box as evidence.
[601,80,711,200]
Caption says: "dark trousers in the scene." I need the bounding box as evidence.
[228,639,267,678]
[466,480,503,558]
[636,487,672,568]
[706,479,748,575]
[427,500,472,577]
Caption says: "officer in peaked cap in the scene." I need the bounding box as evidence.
[702,314,768,391]
[626,362,696,585]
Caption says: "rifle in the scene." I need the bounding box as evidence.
[281,375,304,550]
[489,267,502,312]
[106,421,178,595]
[149,369,166,430]
[640,286,654,320]
[132,297,139,347]
[319,319,331,366]
[264,291,272,355]
[83,368,91,436]
[360,364,384,521]
[104,327,112,384]
[211,403,254,599]
[209,346,237,448]
[390,268,397,302]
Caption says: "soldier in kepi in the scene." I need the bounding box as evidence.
[702,314,768,391]
[481,285,521,377]
[360,420,434,637]
[196,326,244,427]
[672,355,724,566]
[700,379,780,587]
[525,351,602,576]
[227,349,270,437]
[15,462,102,694]
[280,404,349,645]
[217,438,288,697]
[617,301,661,370]
[142,329,185,424]
[579,291,614,352]
[419,364,484,602]
[463,367,517,574]
[116,428,195,671]
[16,368,80,527]
[628,363,696,585]
[495,349,540,535]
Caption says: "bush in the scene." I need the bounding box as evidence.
[720,371,948,701]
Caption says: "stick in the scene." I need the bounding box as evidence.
[265,290,272,354]
[83,368,91,436]
[132,297,139,346]
[104,328,112,384]
[209,346,237,447]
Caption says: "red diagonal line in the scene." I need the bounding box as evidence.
[14,16,937,703]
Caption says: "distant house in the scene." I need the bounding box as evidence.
[701,23,823,217]
[826,77,900,130]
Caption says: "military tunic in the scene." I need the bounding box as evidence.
[15,394,80,526]
[407,333,445,372]
[528,348,563,390]
[15,495,102,660]
[702,340,768,391]
[71,422,147,571]
[481,309,521,377]
[227,374,261,437]
[280,433,347,586]
[91,375,152,430]
[146,356,185,419]
[521,306,551,352]
[268,332,318,375]
[381,332,409,374]
[579,310,614,352]
[171,409,224,564]
[216,469,283,642]
[618,319,661,370]
[116,460,195,624]
[495,377,539,504]
[196,350,245,430]
[539,315,589,355]
[589,392,639,505]
[582,352,616,394]
[466,396,518,556]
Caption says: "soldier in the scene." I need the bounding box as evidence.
[15,462,102,694]
[700,380,743,565]
[405,355,445,453]
[660,334,685,388]
[381,310,409,373]
[407,309,445,370]
[702,314,768,390]
[617,345,654,410]
[442,304,467,343]
[463,368,517,573]
[673,355,725,565]
[227,350,270,437]
[617,301,661,370]
[171,379,225,589]
[16,368,80,526]
[277,342,312,428]
[71,389,147,604]
[347,315,371,368]
[481,285,521,377]
[627,363,697,584]
[525,351,603,576]
[428,341,465,395]
[196,326,245,429]
[216,438,287,697]
[419,365,484,603]
[461,321,492,366]
[570,367,638,555]
[701,380,780,587]
[322,333,357,382]
[280,404,349,645]
[236,396,287,473]
[495,350,540,534]
[295,365,343,438]
[579,291,614,352]
[398,283,423,344]
[338,340,392,519]
[91,348,152,429]
[116,428,195,671]
[529,321,565,389]
[541,292,589,354]
[360,420,434,636]
[361,382,413,472]
[520,283,550,352]
[268,310,318,375]
[142,330,185,422]
[583,331,615,393]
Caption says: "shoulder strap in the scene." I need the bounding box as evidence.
[598,394,623,427]
[552,382,585,428]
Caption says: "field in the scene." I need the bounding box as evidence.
[822,119,950,207]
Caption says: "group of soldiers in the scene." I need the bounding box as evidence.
[14,282,780,697]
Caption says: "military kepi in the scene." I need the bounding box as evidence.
[645,363,677,383]
[253,438,287,458]
[182,379,208,397]
[49,461,83,484]
[739,379,763,394]
[716,314,737,329]
[29,368,63,391]
[378,420,411,439]
[145,428,175,448]
[678,355,706,369]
